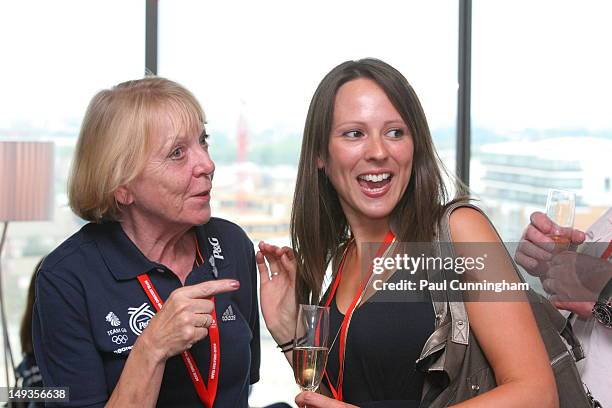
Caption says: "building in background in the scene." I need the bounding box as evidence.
[472,137,612,240]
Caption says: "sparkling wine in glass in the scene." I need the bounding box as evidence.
[545,189,576,252]
[292,304,330,392]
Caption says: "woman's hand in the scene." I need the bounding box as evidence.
[138,279,239,362]
[257,241,297,345]
[295,392,357,408]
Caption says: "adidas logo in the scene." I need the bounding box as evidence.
[221,305,236,322]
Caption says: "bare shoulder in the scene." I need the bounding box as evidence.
[448,206,499,243]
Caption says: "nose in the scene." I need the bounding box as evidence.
[365,133,389,161]
[193,148,215,179]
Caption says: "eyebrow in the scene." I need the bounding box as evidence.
[170,128,207,143]
[167,134,188,147]
[158,133,186,154]
[333,119,407,128]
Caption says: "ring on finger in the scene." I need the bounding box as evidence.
[271,271,280,276]
[196,314,210,328]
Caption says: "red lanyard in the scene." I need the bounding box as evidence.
[323,231,395,402]
[137,240,219,408]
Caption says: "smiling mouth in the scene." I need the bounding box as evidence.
[357,172,393,192]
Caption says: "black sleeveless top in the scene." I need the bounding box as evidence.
[324,269,435,408]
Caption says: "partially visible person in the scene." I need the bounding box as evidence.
[259,58,558,408]
[516,208,612,407]
[32,77,260,407]
[13,260,44,408]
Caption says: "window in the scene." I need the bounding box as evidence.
[470,0,612,241]
[0,0,144,387]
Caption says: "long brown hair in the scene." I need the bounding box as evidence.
[291,58,459,305]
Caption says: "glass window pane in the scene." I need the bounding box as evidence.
[0,0,144,386]
[159,1,458,404]
[470,0,612,241]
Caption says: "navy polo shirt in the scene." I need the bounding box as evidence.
[32,218,260,407]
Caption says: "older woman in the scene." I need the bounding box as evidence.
[32,77,259,407]
[258,59,558,408]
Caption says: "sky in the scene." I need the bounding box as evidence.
[1,0,611,136]
[472,0,612,131]
[0,1,145,131]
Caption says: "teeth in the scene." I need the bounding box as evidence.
[359,173,390,182]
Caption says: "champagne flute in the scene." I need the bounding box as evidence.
[292,304,330,392]
[545,189,576,252]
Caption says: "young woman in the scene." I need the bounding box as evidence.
[258,59,558,408]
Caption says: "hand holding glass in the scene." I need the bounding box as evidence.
[545,189,576,252]
[292,305,330,392]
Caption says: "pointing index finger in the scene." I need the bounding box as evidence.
[181,279,240,299]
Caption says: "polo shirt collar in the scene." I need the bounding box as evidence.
[93,221,229,282]
[93,222,160,281]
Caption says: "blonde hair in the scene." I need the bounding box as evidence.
[69,77,205,222]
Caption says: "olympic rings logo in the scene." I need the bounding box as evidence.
[112,334,129,344]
